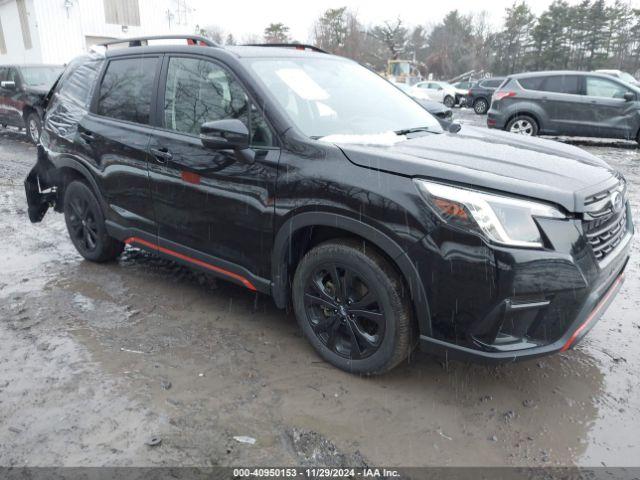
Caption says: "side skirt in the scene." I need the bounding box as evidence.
[105,221,272,295]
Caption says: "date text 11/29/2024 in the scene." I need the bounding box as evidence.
[233,468,401,477]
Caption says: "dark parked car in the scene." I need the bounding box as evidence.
[467,77,506,114]
[0,64,63,143]
[487,71,640,142]
[25,36,633,374]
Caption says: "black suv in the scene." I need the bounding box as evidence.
[0,64,63,143]
[467,77,506,114]
[24,36,633,374]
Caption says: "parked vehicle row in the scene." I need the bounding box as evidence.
[392,82,453,123]
[0,64,63,143]
[488,71,640,143]
[24,36,633,374]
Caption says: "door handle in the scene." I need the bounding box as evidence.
[150,147,173,163]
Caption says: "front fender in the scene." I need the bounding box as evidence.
[271,211,432,336]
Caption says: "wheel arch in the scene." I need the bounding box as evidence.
[503,108,543,133]
[271,212,432,336]
[47,155,106,214]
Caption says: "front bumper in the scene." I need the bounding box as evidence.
[419,268,626,363]
[411,204,633,363]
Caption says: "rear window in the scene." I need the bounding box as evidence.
[97,57,158,124]
[541,75,580,94]
[480,79,503,88]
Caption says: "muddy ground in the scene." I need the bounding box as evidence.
[0,109,639,468]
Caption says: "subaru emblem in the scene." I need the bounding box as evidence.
[611,191,624,214]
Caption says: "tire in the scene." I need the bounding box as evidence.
[506,115,539,136]
[292,239,414,375]
[473,98,489,115]
[63,181,124,262]
[443,95,455,108]
[26,112,42,144]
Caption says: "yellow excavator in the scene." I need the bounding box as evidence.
[385,59,423,86]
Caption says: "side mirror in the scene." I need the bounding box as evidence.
[1,81,16,90]
[200,119,255,163]
[201,119,249,149]
[623,92,635,102]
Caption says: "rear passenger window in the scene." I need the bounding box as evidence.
[97,57,157,124]
[541,75,579,94]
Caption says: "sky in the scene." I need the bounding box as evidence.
[190,0,592,43]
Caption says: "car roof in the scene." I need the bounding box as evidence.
[104,44,333,60]
[509,70,610,79]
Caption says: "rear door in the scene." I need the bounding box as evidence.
[84,55,161,239]
[147,54,279,282]
[537,74,583,135]
[583,76,637,139]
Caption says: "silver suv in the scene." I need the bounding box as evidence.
[487,71,640,143]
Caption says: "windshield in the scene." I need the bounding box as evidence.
[20,66,63,88]
[245,57,441,138]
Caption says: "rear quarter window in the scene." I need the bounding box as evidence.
[58,59,104,107]
[97,57,158,124]
[517,77,545,91]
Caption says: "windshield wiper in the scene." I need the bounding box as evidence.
[394,126,439,136]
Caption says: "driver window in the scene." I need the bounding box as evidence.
[164,57,274,147]
[586,77,629,99]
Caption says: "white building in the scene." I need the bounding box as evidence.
[0,0,197,65]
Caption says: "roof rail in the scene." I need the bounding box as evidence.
[243,43,328,54]
[100,35,220,49]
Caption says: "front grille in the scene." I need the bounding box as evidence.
[584,209,628,262]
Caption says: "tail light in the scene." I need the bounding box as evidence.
[494,91,516,101]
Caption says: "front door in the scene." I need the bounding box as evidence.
[147,55,279,282]
[583,76,637,139]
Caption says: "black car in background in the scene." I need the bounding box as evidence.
[25,36,632,374]
[0,64,63,144]
[487,71,640,142]
[467,77,506,114]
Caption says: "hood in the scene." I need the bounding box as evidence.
[332,126,618,213]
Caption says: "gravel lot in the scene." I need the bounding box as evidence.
[0,112,638,468]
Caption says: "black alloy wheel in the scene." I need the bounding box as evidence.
[63,181,124,262]
[293,239,414,374]
[303,262,386,360]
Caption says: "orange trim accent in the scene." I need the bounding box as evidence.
[181,171,201,185]
[561,273,625,351]
[125,237,257,291]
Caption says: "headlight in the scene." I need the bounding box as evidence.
[415,180,566,248]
